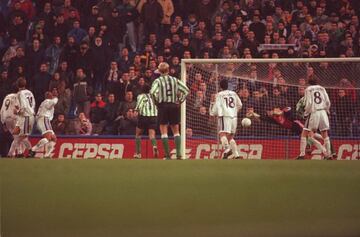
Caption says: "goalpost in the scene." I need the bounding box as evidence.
[181,58,360,160]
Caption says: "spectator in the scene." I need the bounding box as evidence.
[75,41,94,78]
[158,0,174,36]
[10,0,35,20]
[116,47,132,73]
[26,39,45,79]
[190,72,204,93]
[49,72,64,91]
[73,68,91,118]
[60,36,78,72]
[53,83,71,117]
[74,112,92,135]
[57,61,73,87]
[118,0,138,52]
[90,93,107,135]
[103,93,119,135]
[116,72,133,101]
[118,108,137,135]
[132,77,147,98]
[92,36,112,91]
[45,36,63,74]
[52,13,69,42]
[60,0,80,22]
[194,106,211,136]
[8,15,27,42]
[52,113,68,135]
[97,0,115,23]
[118,90,136,116]
[140,0,163,37]
[0,70,12,102]
[106,8,126,51]
[84,5,100,29]
[2,38,19,69]
[334,89,354,136]
[8,46,26,82]
[67,20,87,44]
[33,63,52,102]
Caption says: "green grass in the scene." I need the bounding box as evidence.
[0,160,360,237]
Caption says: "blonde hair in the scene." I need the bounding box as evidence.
[158,62,169,75]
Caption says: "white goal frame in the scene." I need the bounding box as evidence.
[180,57,360,159]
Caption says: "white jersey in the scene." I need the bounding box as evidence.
[37,98,58,120]
[1,93,19,123]
[18,89,35,117]
[304,85,330,116]
[210,90,242,117]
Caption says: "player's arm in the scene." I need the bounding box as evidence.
[303,89,311,116]
[296,97,306,118]
[0,101,5,124]
[45,98,59,110]
[323,89,331,113]
[149,79,160,103]
[235,94,242,112]
[210,94,220,116]
[135,94,144,112]
[17,92,27,115]
[177,79,190,103]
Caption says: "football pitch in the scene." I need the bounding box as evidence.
[0,159,359,237]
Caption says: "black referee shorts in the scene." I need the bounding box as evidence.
[137,116,158,130]
[158,103,180,125]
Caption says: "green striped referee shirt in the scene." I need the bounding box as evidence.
[150,75,189,104]
[135,93,158,117]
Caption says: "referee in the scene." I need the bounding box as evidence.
[150,62,189,160]
[134,84,158,159]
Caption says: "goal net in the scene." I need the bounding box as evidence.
[180,58,360,160]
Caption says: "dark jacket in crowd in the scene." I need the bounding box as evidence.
[90,100,107,123]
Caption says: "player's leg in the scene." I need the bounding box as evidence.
[158,104,171,159]
[169,124,181,159]
[319,110,332,159]
[307,131,326,155]
[22,116,34,156]
[219,131,231,158]
[9,126,21,157]
[298,113,322,159]
[19,136,32,156]
[160,124,170,159]
[218,117,232,159]
[148,128,158,158]
[29,117,51,157]
[297,129,309,159]
[30,133,52,157]
[134,127,143,159]
[44,134,57,158]
[13,117,32,157]
[169,104,182,160]
[227,134,239,159]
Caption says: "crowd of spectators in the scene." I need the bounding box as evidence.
[0,0,359,137]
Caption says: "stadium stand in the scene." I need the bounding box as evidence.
[0,0,359,137]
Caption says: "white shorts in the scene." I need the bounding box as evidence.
[304,110,329,132]
[36,116,54,135]
[218,116,237,134]
[16,115,35,136]
[4,117,16,133]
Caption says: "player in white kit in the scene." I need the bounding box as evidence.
[1,93,19,133]
[297,78,331,160]
[210,79,242,159]
[0,92,24,156]
[29,91,58,158]
[12,78,35,157]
